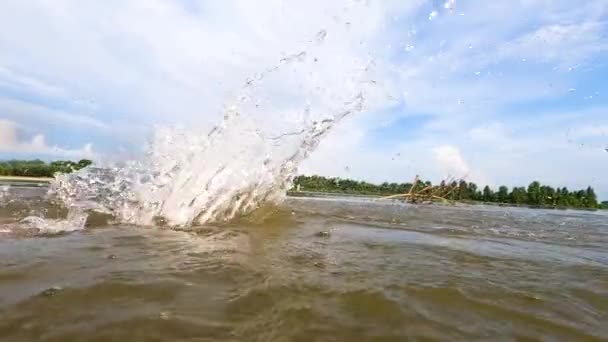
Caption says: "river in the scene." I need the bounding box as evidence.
[1,187,607,341]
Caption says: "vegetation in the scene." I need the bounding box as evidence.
[0,159,604,210]
[0,159,92,178]
[293,175,602,209]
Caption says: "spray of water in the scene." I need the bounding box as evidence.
[50,12,388,228]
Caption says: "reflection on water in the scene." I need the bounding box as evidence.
[1,195,607,340]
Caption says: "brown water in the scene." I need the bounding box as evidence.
[1,188,607,341]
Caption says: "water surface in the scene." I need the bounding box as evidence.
[1,192,607,341]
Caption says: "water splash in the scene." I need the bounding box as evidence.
[50,24,383,228]
[20,210,88,235]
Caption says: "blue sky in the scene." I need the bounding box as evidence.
[0,0,607,198]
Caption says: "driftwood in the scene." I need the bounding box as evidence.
[378,175,461,204]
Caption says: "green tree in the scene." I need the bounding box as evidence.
[77,159,93,169]
[510,187,527,204]
[482,185,494,202]
[0,159,93,178]
[457,180,469,200]
[290,175,601,210]
[468,182,480,200]
[557,187,570,207]
[585,187,598,208]
[539,185,556,206]
[497,186,509,203]
[527,181,541,205]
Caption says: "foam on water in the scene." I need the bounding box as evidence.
[48,3,390,228]
[19,211,88,235]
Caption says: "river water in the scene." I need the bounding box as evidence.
[1,188,607,341]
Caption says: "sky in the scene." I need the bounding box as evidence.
[0,0,607,199]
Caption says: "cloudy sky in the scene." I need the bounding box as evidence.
[0,0,607,198]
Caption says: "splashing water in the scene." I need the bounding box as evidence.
[50,12,387,228]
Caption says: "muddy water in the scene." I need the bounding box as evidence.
[1,192,607,341]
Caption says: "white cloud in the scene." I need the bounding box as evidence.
[569,124,608,139]
[0,97,108,130]
[304,0,608,198]
[0,0,606,198]
[0,66,68,99]
[432,145,470,178]
[0,119,94,158]
[469,123,509,144]
[0,118,18,146]
[500,22,608,66]
[0,0,410,125]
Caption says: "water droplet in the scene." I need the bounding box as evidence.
[315,30,327,43]
[567,88,576,93]
[568,64,580,72]
[428,11,438,20]
[444,0,456,11]
[405,44,415,52]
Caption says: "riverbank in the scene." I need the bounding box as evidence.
[0,176,53,183]
[289,190,605,211]
[294,175,602,210]
[0,183,602,211]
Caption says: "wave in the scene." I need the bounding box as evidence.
[49,14,386,228]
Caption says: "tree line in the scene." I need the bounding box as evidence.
[0,159,93,178]
[293,175,603,209]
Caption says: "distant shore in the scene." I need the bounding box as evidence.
[0,176,53,183]
[288,190,605,211]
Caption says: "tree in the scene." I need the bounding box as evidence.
[539,185,556,206]
[527,181,541,205]
[0,159,93,178]
[573,190,586,208]
[482,185,494,202]
[585,187,598,208]
[468,182,480,200]
[458,180,469,200]
[77,159,93,169]
[291,175,602,210]
[510,187,527,204]
[496,186,509,203]
[557,187,570,207]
